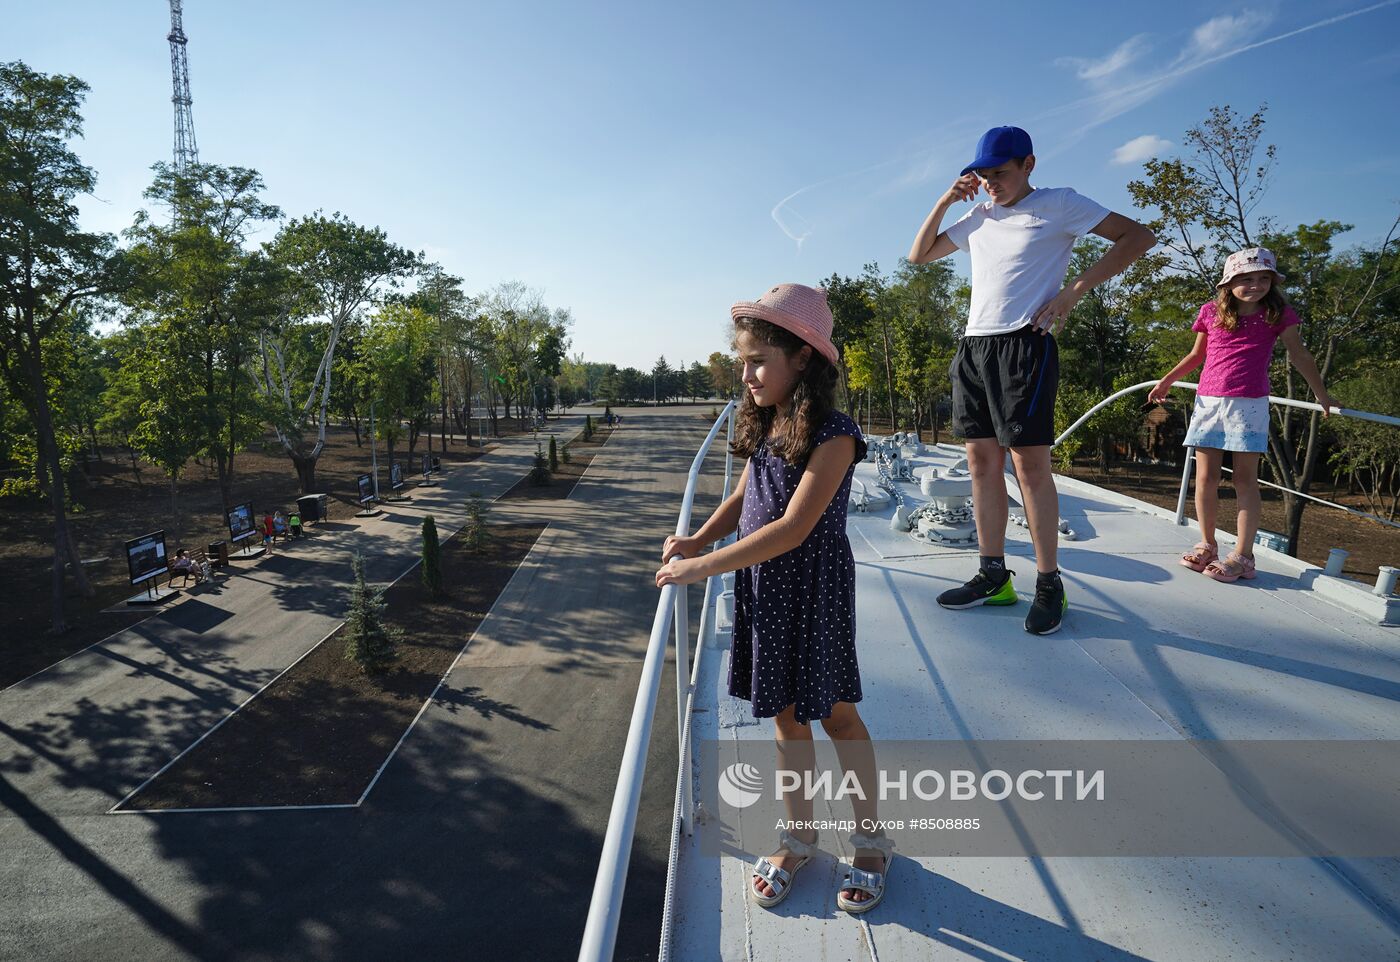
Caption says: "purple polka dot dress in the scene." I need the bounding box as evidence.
[728,410,868,725]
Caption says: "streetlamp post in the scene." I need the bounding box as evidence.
[369,399,380,500]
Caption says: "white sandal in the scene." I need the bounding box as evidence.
[750,829,819,908]
[837,832,896,914]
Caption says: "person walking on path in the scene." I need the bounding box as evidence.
[1149,246,1334,582]
[908,125,1156,634]
[656,283,893,914]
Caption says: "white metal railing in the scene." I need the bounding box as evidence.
[1054,380,1400,530]
[578,402,736,962]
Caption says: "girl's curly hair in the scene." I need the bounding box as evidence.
[730,315,839,464]
[1214,281,1288,332]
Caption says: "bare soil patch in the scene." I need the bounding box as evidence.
[119,520,546,810]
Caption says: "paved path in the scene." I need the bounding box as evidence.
[0,408,726,961]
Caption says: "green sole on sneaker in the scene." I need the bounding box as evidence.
[937,579,1019,610]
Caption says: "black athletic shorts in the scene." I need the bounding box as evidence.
[950,324,1058,447]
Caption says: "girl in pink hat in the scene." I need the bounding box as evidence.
[655,283,893,914]
[1149,247,1335,582]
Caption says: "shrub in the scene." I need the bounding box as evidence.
[530,446,550,485]
[421,514,443,598]
[548,435,559,472]
[584,415,593,441]
[344,553,401,672]
[560,441,572,464]
[464,492,490,552]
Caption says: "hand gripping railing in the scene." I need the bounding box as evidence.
[578,401,737,962]
[1053,380,1400,530]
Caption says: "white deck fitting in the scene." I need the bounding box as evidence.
[667,444,1400,961]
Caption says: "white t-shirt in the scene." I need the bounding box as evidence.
[944,186,1111,336]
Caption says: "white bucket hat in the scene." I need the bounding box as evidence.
[1218,247,1286,288]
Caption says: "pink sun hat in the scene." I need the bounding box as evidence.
[1217,247,1286,288]
[730,283,840,367]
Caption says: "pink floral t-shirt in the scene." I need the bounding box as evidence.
[1192,301,1300,398]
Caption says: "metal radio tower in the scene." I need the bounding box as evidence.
[167,0,199,171]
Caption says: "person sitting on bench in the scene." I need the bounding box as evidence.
[289,509,303,539]
[169,549,205,587]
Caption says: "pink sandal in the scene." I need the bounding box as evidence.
[1204,551,1257,583]
[1180,542,1218,572]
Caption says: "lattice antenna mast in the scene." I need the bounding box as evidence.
[168,0,199,171]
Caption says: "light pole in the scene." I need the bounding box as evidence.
[369,399,380,500]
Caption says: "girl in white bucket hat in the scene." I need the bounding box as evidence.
[1149,247,1335,583]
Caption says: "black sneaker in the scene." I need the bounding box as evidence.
[937,568,1018,610]
[1025,576,1068,635]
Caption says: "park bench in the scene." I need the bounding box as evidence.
[168,548,212,588]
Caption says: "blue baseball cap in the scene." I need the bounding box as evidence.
[960,126,1034,176]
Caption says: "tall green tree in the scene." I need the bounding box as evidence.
[822,267,880,412]
[123,162,282,512]
[126,327,203,548]
[407,264,470,452]
[0,61,128,632]
[362,302,437,463]
[883,258,960,441]
[706,352,738,399]
[261,211,421,492]
[687,360,711,400]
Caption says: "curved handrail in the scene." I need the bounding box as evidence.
[1054,380,1400,449]
[1053,380,1400,531]
[578,400,737,962]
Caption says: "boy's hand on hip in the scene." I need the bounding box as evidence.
[656,557,704,588]
[1030,288,1082,335]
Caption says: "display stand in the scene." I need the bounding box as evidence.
[229,538,266,560]
[125,581,179,606]
[384,461,412,502]
[418,455,441,487]
[355,472,380,516]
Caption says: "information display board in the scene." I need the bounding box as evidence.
[357,473,375,504]
[390,461,404,490]
[227,502,256,544]
[125,530,168,586]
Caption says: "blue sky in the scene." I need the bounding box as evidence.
[9,0,1400,370]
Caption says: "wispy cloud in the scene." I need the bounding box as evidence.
[1112,134,1174,165]
[768,0,1400,248]
[1056,33,1151,81]
[1180,10,1273,61]
[1042,8,1275,138]
[1043,0,1400,139]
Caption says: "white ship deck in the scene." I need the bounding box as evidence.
[665,441,1400,961]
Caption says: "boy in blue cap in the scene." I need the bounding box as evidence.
[909,126,1155,634]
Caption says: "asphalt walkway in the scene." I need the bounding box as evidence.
[1,411,727,960]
